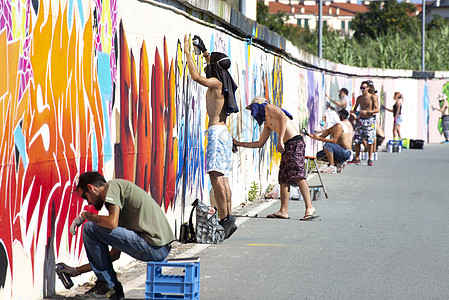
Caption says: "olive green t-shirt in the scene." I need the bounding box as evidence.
[104,179,175,246]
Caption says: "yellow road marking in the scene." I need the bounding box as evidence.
[246,243,287,247]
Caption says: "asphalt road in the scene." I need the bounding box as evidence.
[198,144,449,299]
[57,144,449,300]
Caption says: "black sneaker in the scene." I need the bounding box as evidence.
[113,282,125,300]
[76,280,124,300]
[219,215,237,239]
[367,159,373,166]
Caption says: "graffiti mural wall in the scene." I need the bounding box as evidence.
[1,0,449,298]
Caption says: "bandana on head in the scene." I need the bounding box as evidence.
[248,101,293,126]
[204,52,239,115]
[249,102,268,126]
[324,109,341,129]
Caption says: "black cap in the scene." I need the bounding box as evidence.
[339,109,349,119]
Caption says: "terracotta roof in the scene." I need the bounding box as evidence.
[414,1,436,14]
[329,3,369,14]
[268,2,368,17]
[268,2,295,14]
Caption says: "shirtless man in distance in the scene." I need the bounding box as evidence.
[234,97,317,221]
[311,109,353,173]
[184,34,238,238]
[351,81,379,166]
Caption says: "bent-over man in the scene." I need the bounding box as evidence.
[311,109,353,173]
[58,171,175,300]
[234,97,317,221]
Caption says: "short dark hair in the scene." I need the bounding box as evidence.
[362,81,377,94]
[339,109,349,120]
[77,171,106,191]
[340,88,348,96]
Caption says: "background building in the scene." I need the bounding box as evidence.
[267,0,426,35]
[424,0,449,23]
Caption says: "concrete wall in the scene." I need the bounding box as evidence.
[1,0,448,298]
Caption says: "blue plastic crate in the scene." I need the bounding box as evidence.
[145,259,200,300]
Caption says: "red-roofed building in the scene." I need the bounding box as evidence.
[267,0,369,35]
[266,1,431,35]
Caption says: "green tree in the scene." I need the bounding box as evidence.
[351,0,419,40]
[256,0,449,71]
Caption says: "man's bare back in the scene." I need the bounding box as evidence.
[265,104,299,143]
[310,121,351,150]
[340,119,353,149]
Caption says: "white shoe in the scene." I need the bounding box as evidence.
[321,165,337,174]
[336,161,347,173]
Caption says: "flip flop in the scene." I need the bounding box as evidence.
[267,213,290,219]
[300,214,319,221]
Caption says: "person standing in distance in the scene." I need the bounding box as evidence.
[383,92,403,140]
[432,93,449,143]
[351,81,379,166]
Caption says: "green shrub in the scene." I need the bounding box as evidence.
[248,181,260,202]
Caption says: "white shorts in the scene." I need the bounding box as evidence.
[205,125,232,177]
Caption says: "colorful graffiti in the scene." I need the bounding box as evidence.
[0,0,110,298]
[3,0,448,299]
[115,22,182,211]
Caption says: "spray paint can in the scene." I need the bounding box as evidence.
[55,263,74,289]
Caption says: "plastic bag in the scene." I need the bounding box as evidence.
[266,184,280,199]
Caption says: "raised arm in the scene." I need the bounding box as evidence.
[183,34,221,89]
[327,94,347,109]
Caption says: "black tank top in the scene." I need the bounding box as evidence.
[393,102,402,116]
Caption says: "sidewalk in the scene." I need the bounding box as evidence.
[120,198,276,300]
[52,144,449,299]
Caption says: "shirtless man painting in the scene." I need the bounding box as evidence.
[184,34,239,238]
[311,109,353,173]
[233,97,317,221]
[351,81,379,166]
